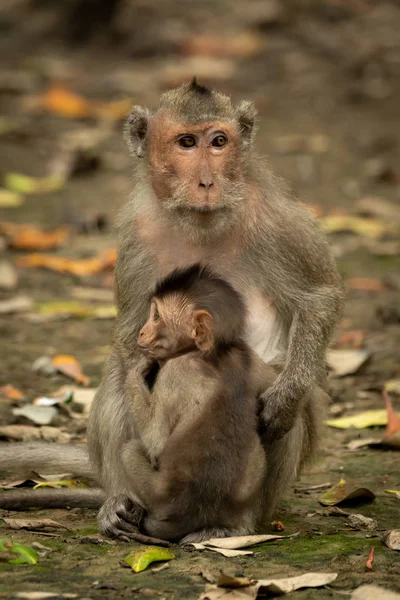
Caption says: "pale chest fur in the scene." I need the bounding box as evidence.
[137,218,286,363]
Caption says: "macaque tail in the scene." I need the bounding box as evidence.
[0,442,95,480]
[0,488,105,510]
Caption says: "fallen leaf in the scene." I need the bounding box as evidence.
[385,380,400,395]
[2,518,69,531]
[326,349,370,376]
[190,543,253,557]
[15,593,78,599]
[347,277,386,292]
[319,478,375,507]
[382,391,400,447]
[385,490,400,499]
[217,573,253,588]
[4,173,64,194]
[0,189,23,207]
[0,538,39,564]
[34,479,87,489]
[30,541,53,557]
[356,196,400,223]
[366,546,374,570]
[0,260,18,289]
[182,33,264,59]
[35,84,131,121]
[326,410,387,429]
[69,286,114,302]
[321,215,390,238]
[0,295,33,314]
[16,248,116,277]
[124,546,175,572]
[32,300,116,321]
[382,530,400,551]
[0,424,70,443]
[12,405,58,426]
[204,533,296,549]
[0,384,24,400]
[347,438,380,450]
[351,584,400,600]
[8,226,70,250]
[51,355,90,386]
[337,330,365,349]
[37,84,91,118]
[161,57,235,87]
[199,572,338,599]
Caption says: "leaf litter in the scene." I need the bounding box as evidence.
[198,572,338,599]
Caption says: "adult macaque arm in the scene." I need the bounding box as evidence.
[253,201,344,439]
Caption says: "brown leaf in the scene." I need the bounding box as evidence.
[271,520,285,531]
[347,277,386,292]
[34,84,131,121]
[51,354,90,386]
[8,226,70,250]
[16,248,116,277]
[319,478,375,507]
[182,33,264,59]
[2,518,69,531]
[0,384,24,401]
[217,573,254,588]
[337,330,365,349]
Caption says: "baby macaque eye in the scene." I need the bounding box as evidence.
[211,134,227,148]
[153,307,160,321]
[178,135,196,148]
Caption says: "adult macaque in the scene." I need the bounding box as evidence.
[0,80,342,540]
[122,264,278,543]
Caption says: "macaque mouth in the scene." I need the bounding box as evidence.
[180,205,228,215]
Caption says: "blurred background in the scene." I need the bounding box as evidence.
[0,0,399,421]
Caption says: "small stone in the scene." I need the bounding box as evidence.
[347,514,377,531]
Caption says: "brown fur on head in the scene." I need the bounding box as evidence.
[125,79,258,238]
[137,264,246,360]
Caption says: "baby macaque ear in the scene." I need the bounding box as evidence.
[191,310,213,352]
[124,106,152,158]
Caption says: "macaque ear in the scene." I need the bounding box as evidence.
[191,310,214,352]
[235,100,258,147]
[125,106,151,158]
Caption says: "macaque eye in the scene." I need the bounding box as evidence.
[153,306,160,321]
[211,134,227,148]
[178,135,196,148]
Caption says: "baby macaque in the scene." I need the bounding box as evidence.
[122,264,278,543]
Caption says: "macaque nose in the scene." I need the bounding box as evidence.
[199,180,213,190]
[199,165,213,190]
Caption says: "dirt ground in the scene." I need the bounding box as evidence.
[0,1,400,598]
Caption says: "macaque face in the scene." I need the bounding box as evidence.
[148,114,245,231]
[138,299,194,360]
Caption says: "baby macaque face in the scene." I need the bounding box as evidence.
[138,297,214,360]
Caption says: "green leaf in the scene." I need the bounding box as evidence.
[34,479,88,489]
[124,546,175,572]
[0,189,24,207]
[0,538,39,564]
[4,173,64,194]
[325,410,387,429]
